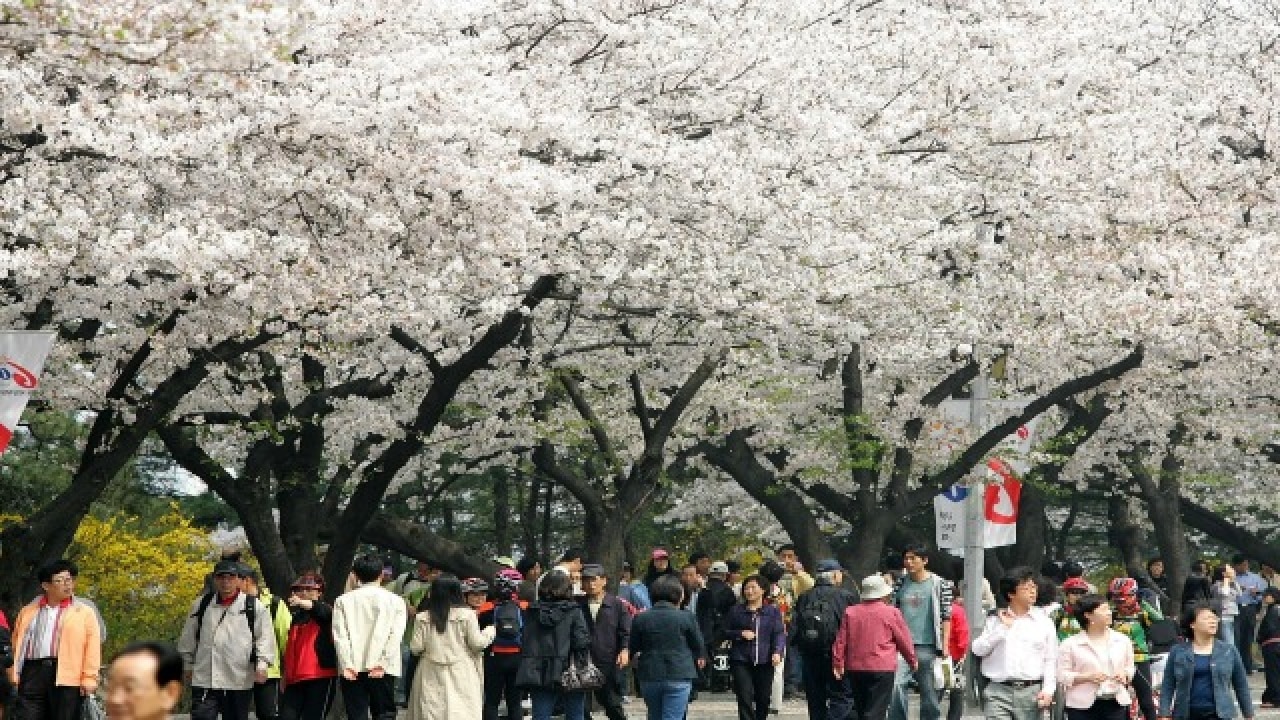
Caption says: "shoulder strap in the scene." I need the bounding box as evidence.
[270,595,282,619]
[192,592,217,652]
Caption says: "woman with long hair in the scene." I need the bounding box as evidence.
[1158,603,1253,720]
[515,570,591,720]
[1211,565,1242,647]
[407,574,495,720]
[1058,594,1136,720]
[722,574,786,720]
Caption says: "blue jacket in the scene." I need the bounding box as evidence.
[722,603,787,667]
[1158,639,1254,720]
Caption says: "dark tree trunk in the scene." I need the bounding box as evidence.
[1107,492,1146,574]
[493,470,511,553]
[1180,497,1280,570]
[1003,483,1049,571]
[1127,423,1191,610]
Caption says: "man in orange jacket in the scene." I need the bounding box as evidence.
[9,559,102,720]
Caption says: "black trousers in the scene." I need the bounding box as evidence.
[801,652,852,720]
[340,673,396,720]
[191,687,252,720]
[1065,699,1130,720]
[1132,661,1157,720]
[848,671,895,720]
[483,654,523,720]
[1262,642,1280,705]
[253,678,280,720]
[945,685,965,720]
[16,660,81,720]
[730,663,775,720]
[586,665,626,720]
[1238,605,1259,672]
[279,678,337,720]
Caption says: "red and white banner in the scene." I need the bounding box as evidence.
[0,331,57,455]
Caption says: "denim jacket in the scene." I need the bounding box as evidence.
[1158,639,1254,720]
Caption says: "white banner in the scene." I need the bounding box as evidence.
[0,331,57,455]
[934,474,1022,553]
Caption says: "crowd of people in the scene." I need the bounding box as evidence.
[0,546,1276,720]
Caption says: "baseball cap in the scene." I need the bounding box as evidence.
[816,558,842,573]
[651,548,669,560]
[213,560,243,577]
[581,564,606,578]
[709,561,729,575]
[493,556,516,568]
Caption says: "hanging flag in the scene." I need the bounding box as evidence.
[935,472,1023,554]
[0,331,57,455]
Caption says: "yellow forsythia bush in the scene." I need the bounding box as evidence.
[68,508,214,660]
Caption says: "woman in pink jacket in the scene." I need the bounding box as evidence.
[1058,594,1136,720]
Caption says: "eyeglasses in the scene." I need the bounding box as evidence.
[48,576,75,585]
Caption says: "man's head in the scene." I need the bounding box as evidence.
[816,558,843,587]
[352,553,384,584]
[689,552,711,577]
[461,578,489,609]
[517,556,542,581]
[105,642,184,720]
[650,547,670,571]
[414,560,439,581]
[680,563,700,590]
[1000,566,1038,609]
[211,559,243,598]
[1263,563,1277,578]
[776,544,798,570]
[726,560,742,585]
[581,564,607,599]
[709,561,729,582]
[559,548,585,573]
[1146,557,1165,579]
[902,543,931,579]
[620,562,633,582]
[1232,554,1250,573]
[37,559,78,603]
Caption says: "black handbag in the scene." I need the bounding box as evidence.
[560,651,606,691]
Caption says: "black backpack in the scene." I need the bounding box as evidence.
[1147,618,1179,654]
[491,600,524,651]
[795,594,840,654]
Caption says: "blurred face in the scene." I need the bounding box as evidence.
[528,563,542,581]
[1008,579,1038,608]
[582,575,607,598]
[292,585,322,601]
[105,653,181,720]
[464,592,486,609]
[42,571,76,603]
[1191,607,1220,637]
[653,555,669,570]
[1148,561,1165,578]
[1065,589,1085,606]
[213,572,240,598]
[569,570,582,589]
[1084,602,1113,628]
[742,579,765,603]
[681,565,700,588]
[1224,565,1237,580]
[695,557,712,576]
[777,549,797,569]
[903,552,927,578]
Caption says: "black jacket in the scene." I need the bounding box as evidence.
[578,594,632,667]
[289,600,337,670]
[516,600,590,690]
[1259,604,1280,644]
[695,578,738,649]
[629,601,704,683]
[792,581,859,656]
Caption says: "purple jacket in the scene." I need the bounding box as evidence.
[722,603,786,666]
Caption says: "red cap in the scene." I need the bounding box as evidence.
[1062,577,1089,592]
[651,548,669,559]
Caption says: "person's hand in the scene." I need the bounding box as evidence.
[342,668,358,681]
[771,653,782,667]
[742,630,756,640]
[696,657,707,669]
[910,660,919,672]
[617,650,630,668]
[369,666,385,679]
[998,608,1016,627]
[81,681,97,696]
[1036,691,1053,708]
[833,668,844,680]
[1093,671,1109,683]
[254,670,268,684]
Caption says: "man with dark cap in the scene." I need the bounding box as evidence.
[577,564,631,720]
[794,559,860,720]
[178,560,276,720]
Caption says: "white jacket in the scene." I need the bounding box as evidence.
[177,592,276,690]
[333,583,407,676]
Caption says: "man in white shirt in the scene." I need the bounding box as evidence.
[332,554,407,720]
[972,567,1058,720]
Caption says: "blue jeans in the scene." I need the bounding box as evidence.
[1219,616,1236,647]
[530,689,585,720]
[639,680,692,720]
[889,645,940,720]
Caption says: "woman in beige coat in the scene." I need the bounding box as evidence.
[408,574,496,720]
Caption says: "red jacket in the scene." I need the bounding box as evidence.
[832,599,916,673]
[948,600,970,662]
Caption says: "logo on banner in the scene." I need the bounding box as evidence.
[984,459,1021,525]
[0,358,39,391]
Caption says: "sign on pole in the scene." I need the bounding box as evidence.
[0,331,57,455]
